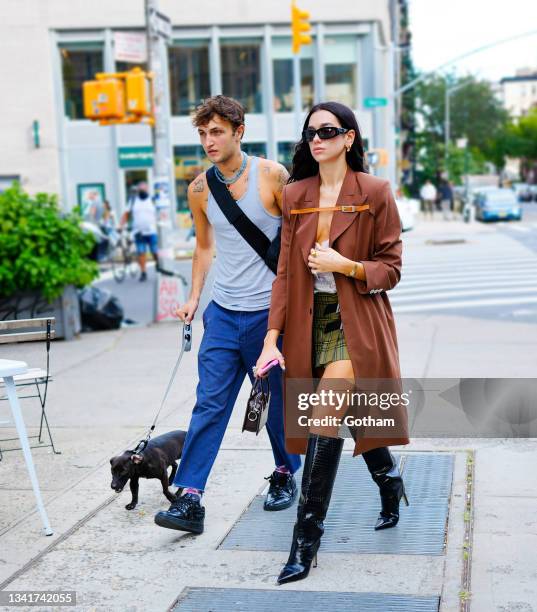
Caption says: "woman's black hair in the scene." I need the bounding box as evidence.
[288,101,367,182]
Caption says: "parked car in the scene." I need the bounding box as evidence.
[395,197,419,231]
[474,188,522,221]
[512,183,532,202]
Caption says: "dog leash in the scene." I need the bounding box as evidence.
[132,322,192,454]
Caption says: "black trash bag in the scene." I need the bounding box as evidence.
[79,286,124,331]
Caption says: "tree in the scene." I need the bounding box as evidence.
[413,74,510,182]
[509,108,537,180]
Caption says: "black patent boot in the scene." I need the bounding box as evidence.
[277,435,343,585]
[370,452,409,531]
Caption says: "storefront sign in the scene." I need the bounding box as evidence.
[118,146,154,168]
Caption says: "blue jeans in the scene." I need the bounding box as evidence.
[174,300,301,491]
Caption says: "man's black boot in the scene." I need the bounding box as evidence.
[154,493,205,534]
[264,471,298,511]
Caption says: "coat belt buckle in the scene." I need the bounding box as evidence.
[341,205,356,213]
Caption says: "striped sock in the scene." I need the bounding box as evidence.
[182,487,202,498]
[275,465,290,475]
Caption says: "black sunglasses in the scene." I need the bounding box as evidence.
[302,126,349,142]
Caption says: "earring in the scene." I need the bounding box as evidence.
[346,145,351,152]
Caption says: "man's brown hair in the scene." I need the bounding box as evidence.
[192,95,245,133]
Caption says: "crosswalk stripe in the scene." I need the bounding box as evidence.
[400,267,537,285]
[391,285,537,303]
[392,296,537,313]
[403,256,537,271]
[394,278,537,295]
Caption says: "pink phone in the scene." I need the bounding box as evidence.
[257,359,279,376]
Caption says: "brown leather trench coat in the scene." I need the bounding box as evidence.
[268,167,410,456]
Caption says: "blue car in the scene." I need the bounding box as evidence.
[474,188,522,221]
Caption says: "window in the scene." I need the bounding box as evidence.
[324,36,358,109]
[271,37,314,112]
[169,42,210,116]
[325,64,356,108]
[273,59,314,112]
[277,142,295,171]
[174,145,209,211]
[242,142,267,158]
[61,47,103,119]
[115,61,148,73]
[221,41,262,113]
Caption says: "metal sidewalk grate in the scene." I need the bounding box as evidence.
[172,587,440,612]
[219,453,454,555]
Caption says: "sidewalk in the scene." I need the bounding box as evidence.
[1,307,536,611]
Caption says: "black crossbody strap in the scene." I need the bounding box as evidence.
[206,166,271,261]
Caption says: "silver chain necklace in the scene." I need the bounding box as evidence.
[214,152,248,185]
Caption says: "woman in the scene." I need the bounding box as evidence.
[255,101,410,585]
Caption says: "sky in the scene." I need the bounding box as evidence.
[409,0,537,82]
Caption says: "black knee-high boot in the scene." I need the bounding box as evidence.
[277,434,343,585]
[363,447,409,530]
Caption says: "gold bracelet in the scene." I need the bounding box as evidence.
[347,262,359,278]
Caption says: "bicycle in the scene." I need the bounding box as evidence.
[103,228,139,283]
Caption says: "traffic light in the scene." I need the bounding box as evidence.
[291,2,311,54]
[83,78,125,120]
[83,68,154,125]
[125,67,152,117]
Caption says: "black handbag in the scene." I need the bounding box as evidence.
[242,377,271,435]
[206,166,281,274]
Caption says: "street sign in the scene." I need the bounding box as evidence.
[118,146,154,168]
[364,97,388,108]
[148,8,172,43]
[113,32,147,63]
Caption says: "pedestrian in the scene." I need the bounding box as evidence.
[439,179,453,221]
[154,95,301,536]
[255,101,410,585]
[121,182,159,282]
[420,178,437,219]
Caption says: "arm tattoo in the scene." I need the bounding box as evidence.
[192,178,205,193]
[277,167,289,192]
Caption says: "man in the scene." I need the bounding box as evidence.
[121,182,158,281]
[154,95,301,535]
[420,179,437,220]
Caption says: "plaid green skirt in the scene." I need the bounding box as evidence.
[312,292,350,369]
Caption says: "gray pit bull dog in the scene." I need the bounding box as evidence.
[110,430,186,510]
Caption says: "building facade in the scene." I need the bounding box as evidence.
[0,0,399,221]
[500,69,537,119]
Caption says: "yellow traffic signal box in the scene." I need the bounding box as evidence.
[291,2,312,54]
[125,68,152,116]
[83,78,125,120]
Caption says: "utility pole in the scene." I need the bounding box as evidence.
[145,0,175,258]
[145,0,176,323]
